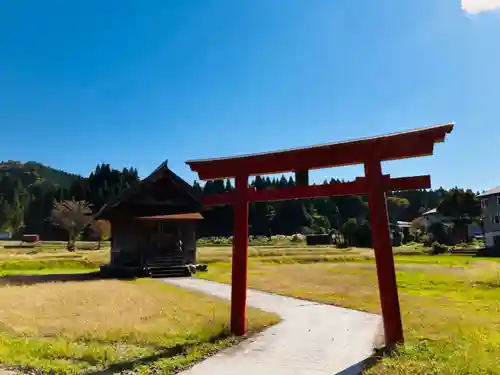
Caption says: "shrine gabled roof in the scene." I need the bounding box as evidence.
[186,123,454,180]
[94,160,202,220]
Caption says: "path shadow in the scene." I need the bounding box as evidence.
[0,272,136,286]
[335,346,393,375]
[86,344,186,375]
[87,340,390,375]
[86,331,229,375]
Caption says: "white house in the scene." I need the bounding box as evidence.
[478,186,500,248]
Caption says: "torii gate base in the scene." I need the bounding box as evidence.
[187,123,454,346]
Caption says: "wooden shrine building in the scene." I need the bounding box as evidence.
[95,161,206,278]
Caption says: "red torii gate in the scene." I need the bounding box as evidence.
[186,123,454,346]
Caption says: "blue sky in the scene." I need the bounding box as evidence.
[1,0,499,191]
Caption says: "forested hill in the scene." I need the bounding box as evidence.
[0,160,481,241]
[0,161,79,190]
[0,162,139,238]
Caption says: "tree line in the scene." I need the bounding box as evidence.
[0,163,139,239]
[0,162,481,243]
[194,176,481,244]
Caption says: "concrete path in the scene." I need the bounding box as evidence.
[163,278,383,375]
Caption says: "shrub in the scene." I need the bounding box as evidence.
[196,237,233,246]
[430,241,448,255]
[340,218,358,246]
[403,232,414,244]
[249,236,270,246]
[271,235,286,240]
[300,227,315,235]
[356,220,372,247]
[429,222,452,245]
[419,234,431,246]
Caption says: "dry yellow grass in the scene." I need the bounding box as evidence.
[200,262,381,311]
[0,279,279,374]
[199,258,500,375]
[0,243,419,272]
[1,280,215,342]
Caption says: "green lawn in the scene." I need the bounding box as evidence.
[197,248,500,375]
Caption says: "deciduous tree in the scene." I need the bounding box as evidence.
[387,196,410,223]
[437,188,480,219]
[0,197,11,231]
[90,219,111,249]
[341,218,358,246]
[48,200,92,251]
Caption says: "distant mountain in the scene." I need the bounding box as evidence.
[0,161,80,190]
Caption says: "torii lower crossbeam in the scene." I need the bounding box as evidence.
[186,123,454,347]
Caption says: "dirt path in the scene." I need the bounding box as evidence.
[164,278,382,375]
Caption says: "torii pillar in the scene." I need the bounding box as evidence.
[186,123,454,346]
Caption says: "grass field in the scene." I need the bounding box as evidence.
[196,246,500,375]
[0,244,279,374]
[197,243,432,263]
[0,243,108,273]
[2,242,499,374]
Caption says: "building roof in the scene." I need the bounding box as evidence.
[396,221,412,228]
[94,160,203,220]
[186,123,454,180]
[137,213,204,221]
[421,208,438,216]
[477,186,500,198]
[420,208,459,222]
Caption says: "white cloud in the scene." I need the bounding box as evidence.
[462,0,500,13]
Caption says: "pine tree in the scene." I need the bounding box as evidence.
[9,184,26,235]
[193,181,203,194]
[224,179,233,191]
[0,197,12,231]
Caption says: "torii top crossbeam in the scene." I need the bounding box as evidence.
[186,123,454,180]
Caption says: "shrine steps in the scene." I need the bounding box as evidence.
[99,253,208,279]
[148,265,193,278]
[145,254,192,278]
